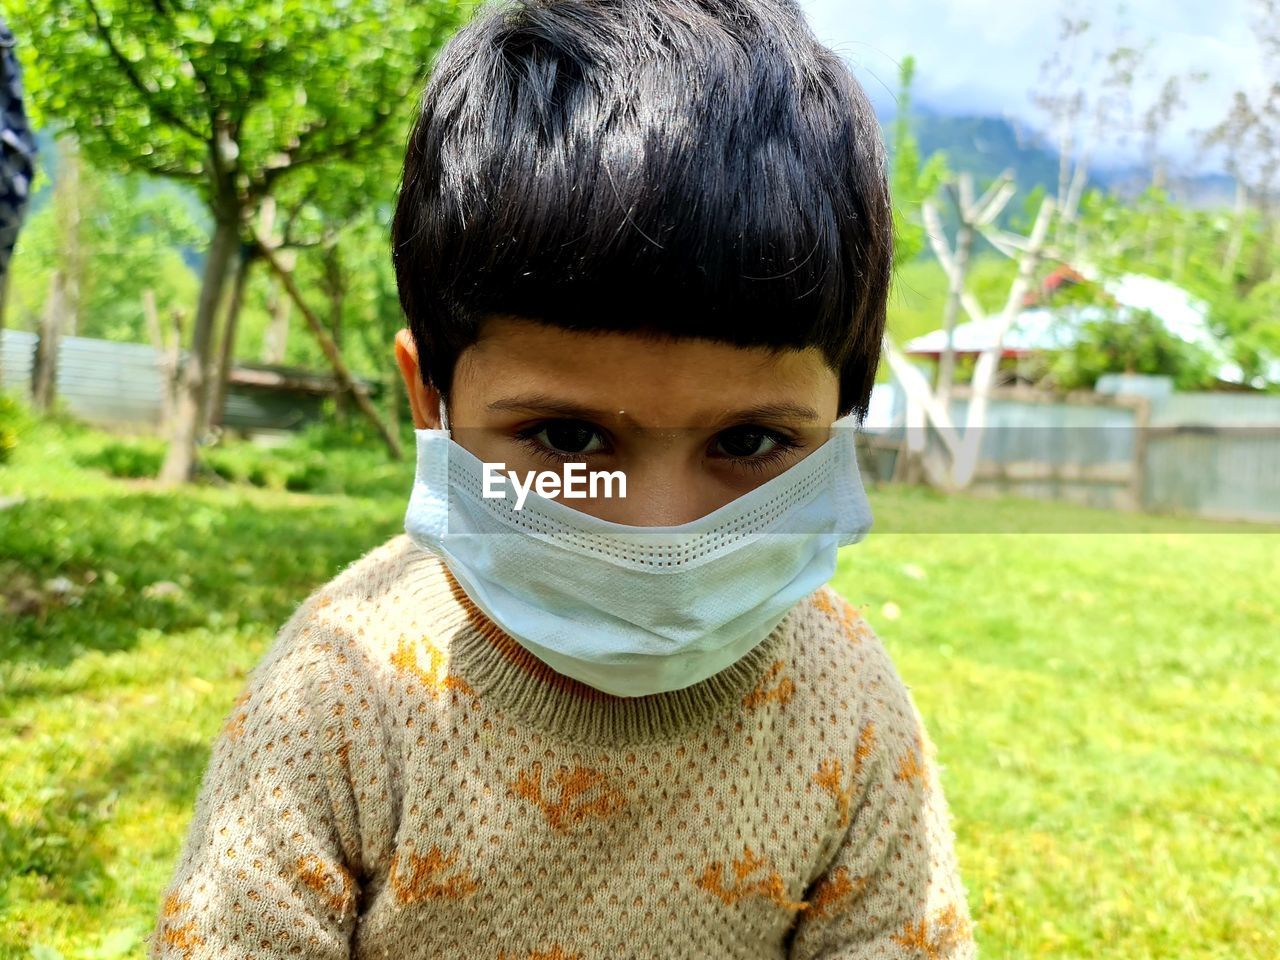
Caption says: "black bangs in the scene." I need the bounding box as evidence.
[391,0,892,422]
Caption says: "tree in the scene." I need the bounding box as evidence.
[888,56,949,266]
[1073,186,1280,389]
[881,56,1061,489]
[1043,307,1219,391]
[921,170,1017,406]
[1030,6,1149,251]
[883,195,1057,491]
[1202,1,1280,298]
[8,160,204,344]
[207,152,407,457]
[11,0,468,482]
[31,135,82,412]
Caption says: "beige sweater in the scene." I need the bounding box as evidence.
[146,534,976,959]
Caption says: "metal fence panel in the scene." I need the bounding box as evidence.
[0,329,372,432]
[0,328,36,391]
[1144,426,1280,523]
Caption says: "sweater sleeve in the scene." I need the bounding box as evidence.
[145,601,362,959]
[786,649,977,960]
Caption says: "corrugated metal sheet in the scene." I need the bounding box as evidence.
[1153,391,1280,426]
[0,329,374,431]
[0,328,36,389]
[859,381,1280,523]
[1145,426,1280,523]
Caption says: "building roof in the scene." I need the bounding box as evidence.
[902,272,1272,383]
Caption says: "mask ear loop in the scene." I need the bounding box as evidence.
[437,395,450,432]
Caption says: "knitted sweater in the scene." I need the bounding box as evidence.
[146,534,976,959]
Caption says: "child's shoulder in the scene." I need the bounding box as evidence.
[278,533,463,666]
[789,583,924,744]
[298,532,425,612]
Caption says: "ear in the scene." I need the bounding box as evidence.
[394,328,444,429]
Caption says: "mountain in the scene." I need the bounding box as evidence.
[879,104,1236,211]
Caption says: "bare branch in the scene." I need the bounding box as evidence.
[971,169,1016,217]
[921,198,955,274]
[953,197,1057,486]
[973,181,1017,228]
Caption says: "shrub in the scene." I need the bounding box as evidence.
[0,391,33,464]
[74,439,165,478]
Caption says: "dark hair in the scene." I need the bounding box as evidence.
[391,0,892,423]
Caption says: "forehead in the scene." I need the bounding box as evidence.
[453,316,838,425]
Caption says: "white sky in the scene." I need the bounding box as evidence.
[798,0,1268,171]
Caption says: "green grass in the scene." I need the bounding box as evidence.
[833,533,1278,959]
[1,403,1276,959]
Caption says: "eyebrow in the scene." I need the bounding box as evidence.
[487,394,821,425]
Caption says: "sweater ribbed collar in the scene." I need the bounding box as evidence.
[395,542,795,747]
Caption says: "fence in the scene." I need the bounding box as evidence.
[0,328,379,433]
[4,329,1276,523]
[860,380,1280,524]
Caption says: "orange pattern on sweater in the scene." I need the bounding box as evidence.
[813,759,853,830]
[389,845,481,904]
[801,866,868,920]
[390,634,476,698]
[693,846,809,913]
[511,760,628,830]
[293,854,356,914]
[156,892,204,959]
[891,903,974,959]
[812,587,869,643]
[145,535,975,960]
[742,659,796,709]
[496,948,583,960]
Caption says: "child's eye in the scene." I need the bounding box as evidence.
[514,420,608,463]
[710,426,801,473]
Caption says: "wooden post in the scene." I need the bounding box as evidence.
[211,247,254,431]
[1130,395,1152,513]
[32,272,64,412]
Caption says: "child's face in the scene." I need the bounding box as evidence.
[394,317,840,525]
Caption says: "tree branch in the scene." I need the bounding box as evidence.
[84,0,209,145]
[254,107,398,193]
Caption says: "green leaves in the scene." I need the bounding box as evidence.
[1074,186,1280,389]
[1047,306,1219,391]
[889,55,951,267]
[9,0,471,209]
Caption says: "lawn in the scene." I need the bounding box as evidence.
[1,404,1276,959]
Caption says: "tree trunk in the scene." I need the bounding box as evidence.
[321,243,349,424]
[211,248,253,431]
[261,255,295,364]
[1221,178,1248,285]
[937,220,973,406]
[142,288,174,432]
[56,137,83,340]
[33,271,65,412]
[952,197,1056,488]
[158,214,240,485]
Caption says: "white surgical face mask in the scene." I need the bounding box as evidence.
[404,401,873,698]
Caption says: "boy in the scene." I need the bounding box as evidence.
[147,0,976,957]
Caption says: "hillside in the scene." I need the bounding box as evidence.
[879,105,1236,211]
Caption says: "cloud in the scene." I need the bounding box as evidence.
[798,0,1266,170]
